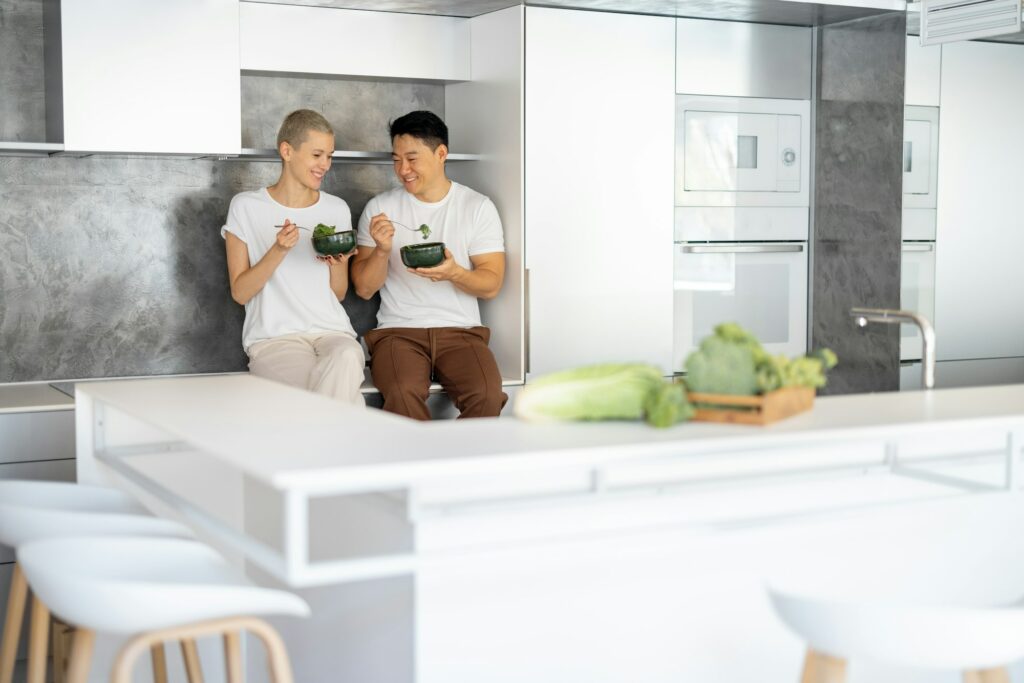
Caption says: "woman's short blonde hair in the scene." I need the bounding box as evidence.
[276,109,334,150]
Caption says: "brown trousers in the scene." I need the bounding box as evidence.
[363,326,507,420]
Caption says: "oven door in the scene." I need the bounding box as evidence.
[900,242,936,362]
[673,243,808,372]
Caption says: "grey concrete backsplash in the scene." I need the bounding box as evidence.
[1,72,444,382]
[811,12,906,395]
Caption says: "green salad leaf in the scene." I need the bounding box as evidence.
[514,363,693,428]
[312,223,336,238]
[418,223,431,240]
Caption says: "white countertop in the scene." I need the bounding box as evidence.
[76,374,1024,493]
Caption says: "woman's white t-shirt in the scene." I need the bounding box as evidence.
[222,188,357,352]
[356,182,505,329]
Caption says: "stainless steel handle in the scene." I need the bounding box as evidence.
[679,244,804,254]
[902,243,934,252]
[524,267,530,376]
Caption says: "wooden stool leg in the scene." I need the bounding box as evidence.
[247,620,295,683]
[800,648,847,683]
[0,564,28,683]
[151,643,169,683]
[26,596,49,683]
[223,632,243,683]
[181,638,205,683]
[65,629,95,683]
[51,619,67,683]
[964,668,1011,683]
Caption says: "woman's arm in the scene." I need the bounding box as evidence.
[225,222,299,305]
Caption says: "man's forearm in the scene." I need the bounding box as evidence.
[450,267,502,300]
[353,249,390,299]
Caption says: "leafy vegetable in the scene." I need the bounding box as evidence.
[514,363,693,428]
[684,326,760,396]
[684,322,837,395]
[312,223,336,238]
[418,223,431,240]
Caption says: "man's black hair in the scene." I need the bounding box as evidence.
[388,110,449,150]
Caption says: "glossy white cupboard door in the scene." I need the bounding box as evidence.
[672,244,808,371]
[900,244,937,362]
[525,7,675,376]
[936,41,1024,361]
[55,0,240,154]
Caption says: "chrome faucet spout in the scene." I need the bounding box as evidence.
[849,307,936,390]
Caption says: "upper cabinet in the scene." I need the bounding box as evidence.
[676,19,812,100]
[46,0,241,155]
[239,3,470,83]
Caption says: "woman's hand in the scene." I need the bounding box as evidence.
[274,219,300,252]
[317,249,356,267]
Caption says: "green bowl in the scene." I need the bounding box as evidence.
[312,230,356,256]
[400,242,445,268]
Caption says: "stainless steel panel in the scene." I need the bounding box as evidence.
[0,411,75,465]
[676,18,812,99]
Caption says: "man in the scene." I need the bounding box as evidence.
[222,109,365,405]
[352,110,506,419]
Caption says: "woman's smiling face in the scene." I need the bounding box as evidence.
[283,129,334,191]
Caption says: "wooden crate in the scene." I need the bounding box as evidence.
[687,386,815,425]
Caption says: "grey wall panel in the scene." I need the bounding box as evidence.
[811,13,906,395]
[1,4,444,382]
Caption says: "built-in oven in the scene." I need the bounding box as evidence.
[900,242,936,362]
[672,242,808,372]
[675,95,810,209]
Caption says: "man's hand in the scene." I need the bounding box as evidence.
[408,249,463,282]
[368,213,396,253]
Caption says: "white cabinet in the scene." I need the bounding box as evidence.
[239,3,470,82]
[51,0,240,155]
[905,37,942,107]
[935,41,1024,361]
[900,243,936,361]
[525,7,675,376]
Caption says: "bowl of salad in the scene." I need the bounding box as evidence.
[400,242,446,268]
[311,223,356,256]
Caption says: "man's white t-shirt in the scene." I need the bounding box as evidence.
[356,182,505,329]
[222,188,357,351]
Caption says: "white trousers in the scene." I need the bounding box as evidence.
[247,332,366,406]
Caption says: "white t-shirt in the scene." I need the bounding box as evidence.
[221,188,357,351]
[356,182,505,329]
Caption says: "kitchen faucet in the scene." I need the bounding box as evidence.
[850,308,936,389]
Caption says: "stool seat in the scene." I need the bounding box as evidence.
[18,536,310,634]
[770,587,1024,670]
[0,480,188,547]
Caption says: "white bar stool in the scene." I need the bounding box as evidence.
[769,584,1024,682]
[0,480,190,683]
[17,536,310,683]
[765,494,1024,683]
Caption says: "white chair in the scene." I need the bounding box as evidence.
[0,480,190,683]
[17,536,310,683]
[766,493,1024,683]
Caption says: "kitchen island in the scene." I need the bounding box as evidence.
[76,375,1024,683]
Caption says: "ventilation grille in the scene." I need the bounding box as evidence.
[920,0,1022,44]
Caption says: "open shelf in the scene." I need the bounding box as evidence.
[205,148,484,163]
[0,142,64,157]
